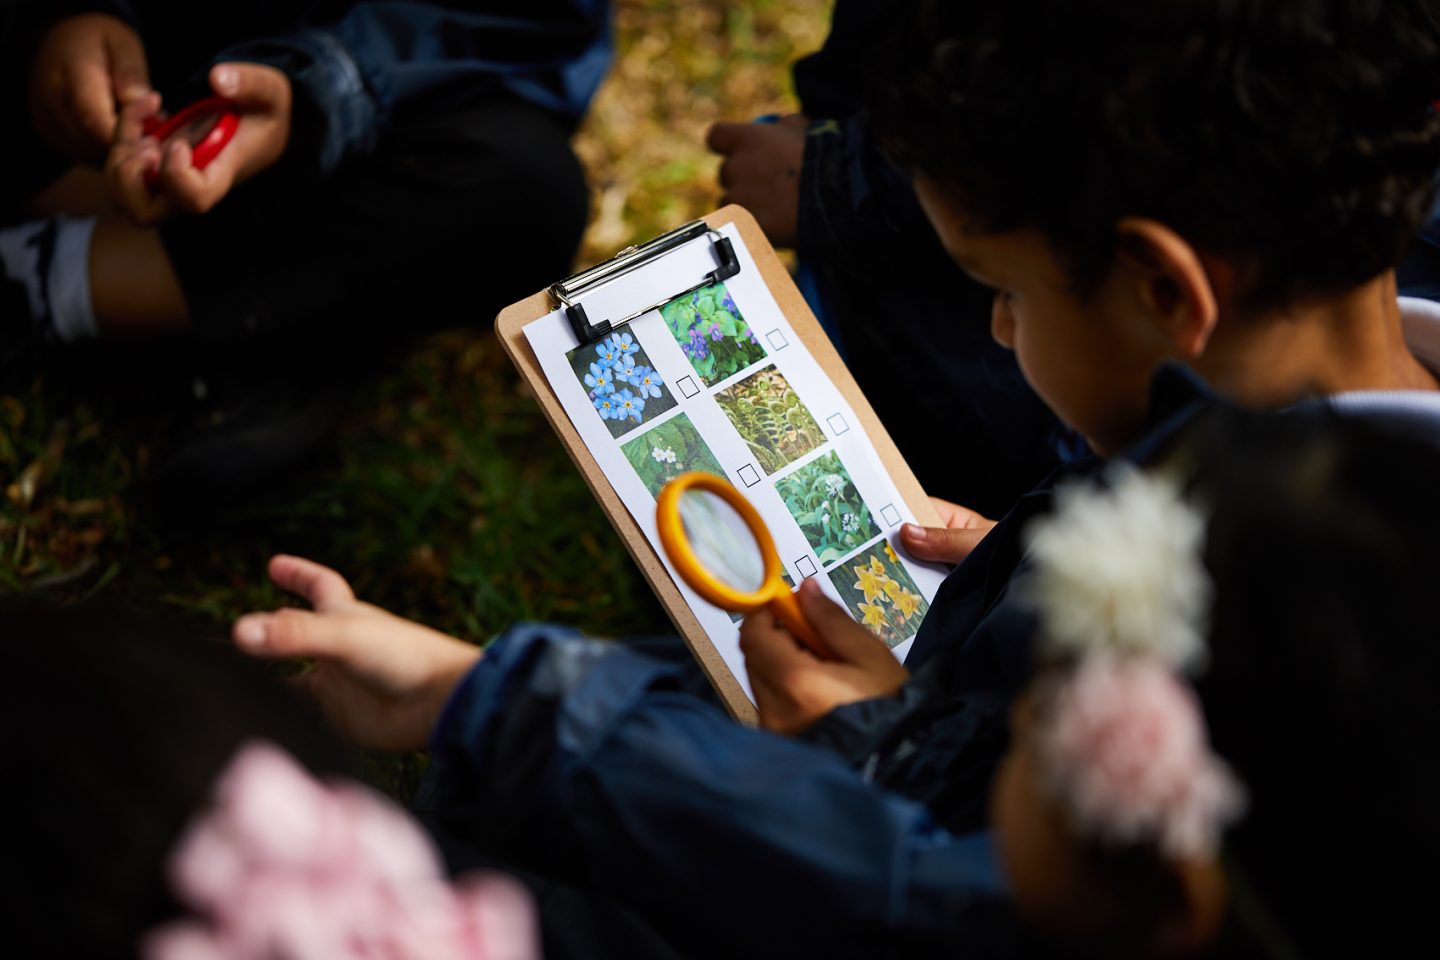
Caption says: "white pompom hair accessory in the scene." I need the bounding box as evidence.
[1022,465,1211,671]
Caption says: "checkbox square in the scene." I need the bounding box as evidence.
[827,412,850,436]
[677,375,700,399]
[795,556,818,578]
[880,503,902,527]
[765,328,789,350]
[738,464,762,488]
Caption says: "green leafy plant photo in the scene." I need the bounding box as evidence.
[660,280,768,386]
[828,542,930,648]
[621,413,725,498]
[775,452,879,565]
[713,366,825,475]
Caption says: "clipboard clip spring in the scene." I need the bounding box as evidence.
[550,220,741,346]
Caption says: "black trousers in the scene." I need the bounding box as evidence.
[160,93,588,342]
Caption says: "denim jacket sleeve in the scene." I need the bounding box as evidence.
[213,1,611,178]
[415,622,1032,960]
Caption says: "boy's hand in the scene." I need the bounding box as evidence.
[232,555,481,752]
[740,578,910,735]
[28,13,152,165]
[105,63,291,225]
[899,497,997,566]
[707,115,808,247]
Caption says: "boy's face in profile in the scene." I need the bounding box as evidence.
[915,177,1178,455]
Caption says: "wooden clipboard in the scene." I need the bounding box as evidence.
[495,205,940,723]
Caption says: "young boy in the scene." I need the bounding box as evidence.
[736,0,1440,830]
[230,0,1440,953]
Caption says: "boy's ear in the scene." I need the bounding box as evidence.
[1114,218,1220,360]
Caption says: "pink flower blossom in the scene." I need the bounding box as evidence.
[1037,656,1246,859]
[142,742,538,960]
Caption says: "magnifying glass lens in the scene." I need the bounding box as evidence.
[678,488,767,593]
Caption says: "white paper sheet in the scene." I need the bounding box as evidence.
[524,224,947,703]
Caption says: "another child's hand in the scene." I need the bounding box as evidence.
[28,13,152,166]
[740,578,910,735]
[707,115,808,247]
[232,555,481,752]
[899,496,998,566]
[105,63,291,225]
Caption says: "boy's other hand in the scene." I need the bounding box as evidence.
[899,497,997,566]
[740,578,910,735]
[105,63,291,225]
[29,13,152,165]
[232,555,481,752]
[707,115,808,247]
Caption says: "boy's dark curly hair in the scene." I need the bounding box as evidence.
[871,0,1440,310]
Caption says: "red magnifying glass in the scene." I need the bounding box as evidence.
[141,96,240,188]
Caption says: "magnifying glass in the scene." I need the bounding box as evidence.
[657,471,827,657]
[141,96,240,187]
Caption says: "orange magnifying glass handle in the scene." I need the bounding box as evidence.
[657,472,828,658]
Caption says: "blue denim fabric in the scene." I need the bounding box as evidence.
[215,1,611,177]
[415,623,1037,959]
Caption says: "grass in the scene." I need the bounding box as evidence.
[1,0,833,649]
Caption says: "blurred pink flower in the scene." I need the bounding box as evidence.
[1038,656,1246,859]
[141,741,538,960]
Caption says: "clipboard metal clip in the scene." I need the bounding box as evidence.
[550,220,741,346]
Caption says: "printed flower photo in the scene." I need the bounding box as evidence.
[713,366,825,475]
[660,280,768,386]
[829,542,931,648]
[775,452,880,566]
[566,332,677,438]
[620,413,726,498]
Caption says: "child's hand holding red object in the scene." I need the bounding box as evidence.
[105,62,292,225]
